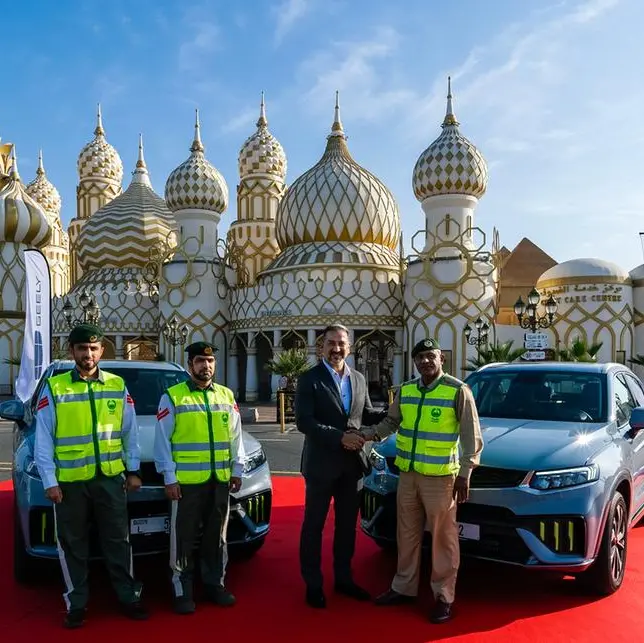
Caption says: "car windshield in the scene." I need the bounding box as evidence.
[466,369,607,423]
[52,367,189,416]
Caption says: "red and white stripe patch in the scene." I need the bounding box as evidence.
[37,397,49,410]
[233,402,239,413]
[157,408,170,421]
[126,394,134,405]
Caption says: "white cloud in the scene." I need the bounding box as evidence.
[221,107,260,135]
[178,19,221,71]
[273,0,311,45]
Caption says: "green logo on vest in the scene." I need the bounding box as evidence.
[222,412,229,424]
[107,400,117,414]
[430,407,442,422]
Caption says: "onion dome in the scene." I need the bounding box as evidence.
[538,259,630,286]
[77,104,124,183]
[77,135,177,271]
[164,110,228,213]
[0,149,51,247]
[275,92,400,250]
[412,77,488,201]
[238,92,287,180]
[25,150,62,215]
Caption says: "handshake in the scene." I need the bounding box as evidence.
[340,426,379,451]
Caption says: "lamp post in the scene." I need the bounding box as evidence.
[62,288,101,329]
[464,317,490,353]
[161,314,189,362]
[514,288,558,332]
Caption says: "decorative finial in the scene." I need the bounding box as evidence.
[442,76,459,127]
[257,91,268,128]
[9,147,20,181]
[330,90,345,137]
[95,103,105,136]
[191,109,204,153]
[37,149,45,177]
[131,133,151,186]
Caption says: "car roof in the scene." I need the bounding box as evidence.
[50,360,186,372]
[471,361,625,374]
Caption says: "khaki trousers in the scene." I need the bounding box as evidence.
[391,470,460,603]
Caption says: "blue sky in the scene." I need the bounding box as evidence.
[4,0,644,270]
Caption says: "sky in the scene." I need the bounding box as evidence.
[3,0,644,270]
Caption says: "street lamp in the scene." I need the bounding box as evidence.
[464,317,490,352]
[162,314,189,362]
[514,288,558,332]
[62,288,101,329]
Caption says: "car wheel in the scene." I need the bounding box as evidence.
[581,491,628,595]
[13,499,40,584]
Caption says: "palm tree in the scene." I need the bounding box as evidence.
[465,340,527,371]
[264,348,311,391]
[557,337,603,362]
[3,348,69,367]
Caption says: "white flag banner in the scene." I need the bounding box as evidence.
[15,249,51,402]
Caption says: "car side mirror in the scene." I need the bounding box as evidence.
[0,399,26,425]
[627,406,644,438]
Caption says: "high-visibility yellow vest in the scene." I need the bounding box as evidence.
[166,381,234,484]
[395,375,462,476]
[49,370,126,482]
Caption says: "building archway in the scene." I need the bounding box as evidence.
[256,332,273,402]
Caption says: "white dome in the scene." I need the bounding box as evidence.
[238,94,287,180]
[538,258,630,284]
[0,150,50,247]
[25,151,62,215]
[412,78,488,202]
[165,111,228,214]
[77,105,123,184]
[275,95,400,254]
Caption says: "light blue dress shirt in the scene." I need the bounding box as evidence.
[322,359,352,414]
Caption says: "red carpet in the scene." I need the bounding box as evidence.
[1,477,644,642]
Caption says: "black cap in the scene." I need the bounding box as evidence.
[185,341,217,359]
[411,338,441,358]
[68,323,104,346]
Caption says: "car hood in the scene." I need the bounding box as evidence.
[137,415,261,463]
[374,418,611,472]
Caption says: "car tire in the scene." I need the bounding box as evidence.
[13,498,40,584]
[580,491,628,596]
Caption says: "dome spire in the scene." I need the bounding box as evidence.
[442,76,459,127]
[9,147,20,181]
[131,133,151,186]
[330,90,345,137]
[95,103,105,137]
[257,91,268,128]
[36,149,45,177]
[191,109,205,154]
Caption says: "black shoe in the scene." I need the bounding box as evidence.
[429,599,453,624]
[63,609,86,629]
[120,600,149,621]
[374,589,415,606]
[173,597,196,615]
[204,585,236,607]
[305,587,326,609]
[334,581,371,601]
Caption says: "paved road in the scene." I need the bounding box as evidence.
[0,420,304,483]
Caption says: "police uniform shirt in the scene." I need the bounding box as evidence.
[153,379,246,485]
[34,367,141,490]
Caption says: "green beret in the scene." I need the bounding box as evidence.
[185,341,217,359]
[411,338,441,358]
[68,323,104,345]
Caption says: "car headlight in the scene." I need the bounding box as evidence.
[243,448,267,474]
[529,465,599,491]
[368,447,386,471]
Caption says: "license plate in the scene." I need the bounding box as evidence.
[458,522,480,541]
[130,516,169,535]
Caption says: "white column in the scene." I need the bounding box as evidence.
[271,329,282,401]
[228,346,238,397]
[346,328,356,368]
[246,331,258,402]
[393,330,403,386]
[114,335,124,359]
[307,328,317,366]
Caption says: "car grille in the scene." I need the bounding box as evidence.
[528,516,586,556]
[385,458,527,488]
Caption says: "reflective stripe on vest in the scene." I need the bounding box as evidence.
[166,381,234,484]
[49,371,126,482]
[395,376,462,476]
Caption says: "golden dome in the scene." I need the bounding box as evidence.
[25,150,62,215]
[0,149,51,247]
[77,136,177,271]
[77,105,124,183]
[412,78,488,201]
[276,93,400,251]
[238,93,287,180]
[165,110,228,213]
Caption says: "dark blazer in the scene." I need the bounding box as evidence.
[295,362,386,481]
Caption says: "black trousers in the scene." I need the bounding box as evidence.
[54,474,142,611]
[299,471,360,590]
[169,478,230,600]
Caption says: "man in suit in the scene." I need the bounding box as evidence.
[295,324,387,608]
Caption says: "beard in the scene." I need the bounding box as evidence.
[193,369,212,382]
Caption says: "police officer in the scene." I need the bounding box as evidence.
[34,323,148,629]
[154,341,245,615]
[365,339,483,623]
